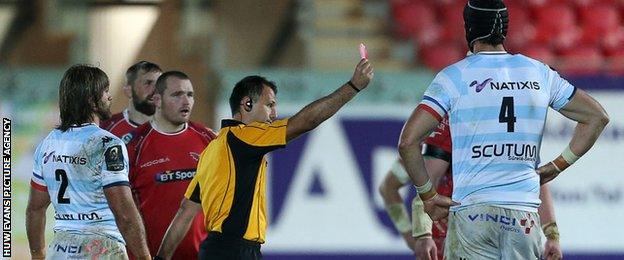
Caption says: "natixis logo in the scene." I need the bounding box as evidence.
[43,151,55,164]
[470,78,493,93]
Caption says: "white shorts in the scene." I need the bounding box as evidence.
[445,205,543,260]
[46,231,128,260]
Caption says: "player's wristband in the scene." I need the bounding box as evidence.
[411,196,433,238]
[542,222,560,242]
[347,80,360,93]
[415,179,437,201]
[561,146,580,165]
[385,202,411,233]
[550,146,580,172]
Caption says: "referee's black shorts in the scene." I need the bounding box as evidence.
[199,232,262,260]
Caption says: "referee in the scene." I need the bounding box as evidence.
[155,58,373,259]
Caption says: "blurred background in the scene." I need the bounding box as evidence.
[1,0,623,259]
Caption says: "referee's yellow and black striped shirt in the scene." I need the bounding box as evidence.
[185,118,287,243]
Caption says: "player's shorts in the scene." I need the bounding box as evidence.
[46,230,128,260]
[445,205,543,260]
[199,232,262,260]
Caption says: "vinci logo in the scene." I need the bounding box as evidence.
[470,78,493,93]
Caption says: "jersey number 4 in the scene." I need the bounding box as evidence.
[499,96,517,132]
[55,169,71,204]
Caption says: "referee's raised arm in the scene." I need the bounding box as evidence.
[285,58,374,142]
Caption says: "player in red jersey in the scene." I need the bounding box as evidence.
[380,117,453,259]
[380,116,562,259]
[126,71,216,259]
[100,61,162,141]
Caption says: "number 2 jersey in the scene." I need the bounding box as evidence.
[418,51,576,212]
[30,124,130,243]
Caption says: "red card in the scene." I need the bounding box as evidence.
[359,43,368,59]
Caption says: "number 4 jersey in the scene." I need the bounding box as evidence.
[30,123,130,243]
[418,51,576,212]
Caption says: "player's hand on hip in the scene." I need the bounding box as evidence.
[423,194,459,221]
[537,163,560,185]
[413,236,437,260]
[544,238,562,260]
[350,59,373,91]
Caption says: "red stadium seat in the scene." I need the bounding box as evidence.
[557,46,604,75]
[533,4,581,51]
[506,4,536,50]
[438,1,466,43]
[579,5,621,46]
[516,45,556,66]
[525,0,569,7]
[391,1,437,40]
[572,0,619,7]
[602,28,624,55]
[414,25,444,47]
[605,49,624,75]
[418,43,465,71]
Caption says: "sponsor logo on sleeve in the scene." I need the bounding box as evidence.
[189,152,200,161]
[104,145,124,171]
[121,133,133,144]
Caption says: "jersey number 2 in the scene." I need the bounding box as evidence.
[499,96,516,132]
[55,169,71,204]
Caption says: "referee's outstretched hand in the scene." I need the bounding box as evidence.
[423,194,460,221]
[349,58,374,91]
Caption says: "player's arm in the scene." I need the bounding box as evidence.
[399,109,439,190]
[286,59,372,142]
[538,89,609,184]
[378,160,415,251]
[398,108,458,221]
[156,198,202,260]
[25,187,51,260]
[104,185,151,259]
[411,155,450,260]
[538,184,562,260]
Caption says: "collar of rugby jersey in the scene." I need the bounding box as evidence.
[474,50,508,55]
[221,119,244,128]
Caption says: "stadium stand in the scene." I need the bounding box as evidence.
[390,0,624,75]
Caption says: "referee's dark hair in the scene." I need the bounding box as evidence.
[155,71,190,95]
[58,64,110,132]
[229,75,278,116]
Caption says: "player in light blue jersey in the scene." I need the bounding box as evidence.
[398,0,609,259]
[26,64,151,260]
